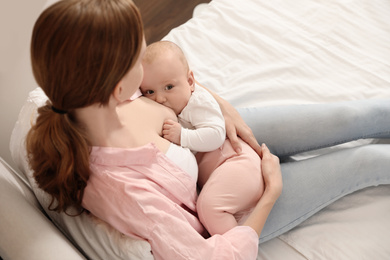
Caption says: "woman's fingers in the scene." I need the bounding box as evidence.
[223,104,263,156]
[225,118,242,154]
[196,81,262,156]
[238,126,262,157]
[261,144,283,198]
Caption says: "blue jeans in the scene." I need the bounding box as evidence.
[238,99,390,243]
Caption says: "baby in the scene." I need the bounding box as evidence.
[140,41,264,235]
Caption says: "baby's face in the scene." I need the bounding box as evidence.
[140,54,194,115]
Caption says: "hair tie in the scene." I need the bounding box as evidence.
[51,106,68,115]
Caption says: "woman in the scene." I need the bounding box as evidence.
[27,0,281,259]
[26,0,390,259]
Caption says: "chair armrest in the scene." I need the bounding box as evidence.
[0,159,86,260]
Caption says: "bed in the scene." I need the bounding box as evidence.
[171,1,390,259]
[2,0,390,259]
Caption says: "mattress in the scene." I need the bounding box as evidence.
[163,0,390,259]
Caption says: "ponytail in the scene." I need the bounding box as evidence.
[27,0,144,213]
[26,103,90,213]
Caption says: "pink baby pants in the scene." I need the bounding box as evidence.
[195,138,264,236]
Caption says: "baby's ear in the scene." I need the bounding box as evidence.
[188,70,195,91]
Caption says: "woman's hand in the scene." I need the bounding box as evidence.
[218,97,262,156]
[260,143,283,200]
[197,81,262,156]
[242,143,282,236]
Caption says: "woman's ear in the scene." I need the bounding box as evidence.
[188,70,195,92]
[112,81,126,102]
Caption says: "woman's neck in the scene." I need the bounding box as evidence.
[74,96,123,147]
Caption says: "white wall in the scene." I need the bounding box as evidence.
[0,0,47,169]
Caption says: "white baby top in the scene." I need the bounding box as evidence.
[178,84,226,152]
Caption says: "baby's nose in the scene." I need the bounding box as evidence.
[155,94,166,104]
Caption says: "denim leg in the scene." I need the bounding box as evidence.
[238,99,390,157]
[258,144,390,243]
[236,100,390,243]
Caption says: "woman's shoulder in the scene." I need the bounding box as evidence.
[116,97,175,151]
[138,97,177,123]
[119,96,176,120]
[141,96,176,116]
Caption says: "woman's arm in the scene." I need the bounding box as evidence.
[197,81,262,156]
[242,143,283,236]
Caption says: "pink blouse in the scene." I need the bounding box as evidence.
[82,143,259,259]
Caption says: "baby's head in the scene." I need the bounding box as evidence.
[140,41,195,115]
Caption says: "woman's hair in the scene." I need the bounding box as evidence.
[26,0,144,214]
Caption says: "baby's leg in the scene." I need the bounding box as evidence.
[196,139,263,235]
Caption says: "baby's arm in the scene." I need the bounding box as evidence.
[180,119,225,152]
[159,86,225,151]
[163,116,226,152]
[179,87,226,152]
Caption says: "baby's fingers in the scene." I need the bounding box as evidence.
[163,120,174,130]
[164,119,176,126]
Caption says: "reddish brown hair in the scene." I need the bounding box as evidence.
[26,0,144,213]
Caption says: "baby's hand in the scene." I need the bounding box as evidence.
[163,119,182,145]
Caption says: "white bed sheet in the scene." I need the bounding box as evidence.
[165,0,390,107]
[163,0,390,259]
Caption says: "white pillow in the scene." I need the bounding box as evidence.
[10,87,154,260]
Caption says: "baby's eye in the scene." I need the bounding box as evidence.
[165,84,174,90]
[144,90,154,95]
